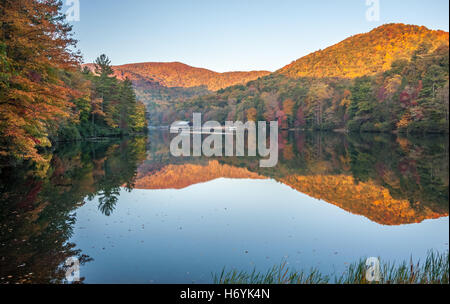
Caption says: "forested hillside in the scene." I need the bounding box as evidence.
[83,62,270,126]
[278,23,448,78]
[171,24,449,133]
[0,1,147,164]
[97,62,271,91]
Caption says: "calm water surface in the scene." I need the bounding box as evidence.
[0,131,448,283]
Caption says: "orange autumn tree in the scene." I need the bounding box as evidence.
[0,0,80,162]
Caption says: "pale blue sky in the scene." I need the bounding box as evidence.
[68,0,449,72]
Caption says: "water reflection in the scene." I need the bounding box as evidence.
[0,137,147,283]
[140,131,449,225]
[0,131,448,283]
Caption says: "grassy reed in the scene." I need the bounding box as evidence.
[213,250,449,284]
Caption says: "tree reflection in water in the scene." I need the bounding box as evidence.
[0,131,448,283]
[0,137,147,283]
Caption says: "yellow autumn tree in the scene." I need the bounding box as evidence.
[397,112,412,129]
[246,107,257,121]
[283,99,295,117]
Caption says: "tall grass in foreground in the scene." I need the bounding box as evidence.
[213,251,449,284]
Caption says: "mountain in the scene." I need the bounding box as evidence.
[176,23,449,133]
[83,62,270,125]
[83,24,449,130]
[278,23,449,78]
[83,62,270,91]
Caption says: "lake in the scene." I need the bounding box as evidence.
[0,131,448,283]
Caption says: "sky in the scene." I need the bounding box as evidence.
[67,0,449,72]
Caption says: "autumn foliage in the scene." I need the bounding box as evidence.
[278,23,449,78]
[83,62,270,92]
[173,24,449,134]
[0,0,80,161]
[0,1,147,163]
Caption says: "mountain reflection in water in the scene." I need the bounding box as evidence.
[138,131,448,225]
[0,131,448,283]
